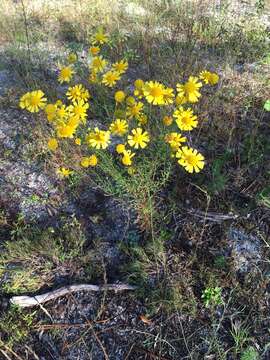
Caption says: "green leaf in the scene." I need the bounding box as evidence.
[263,100,270,111]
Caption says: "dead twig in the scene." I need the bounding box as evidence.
[186,208,238,222]
[10,283,136,308]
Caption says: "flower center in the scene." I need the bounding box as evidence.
[29,95,40,106]
[150,87,163,97]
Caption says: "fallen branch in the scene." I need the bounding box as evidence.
[10,283,136,308]
[186,208,239,222]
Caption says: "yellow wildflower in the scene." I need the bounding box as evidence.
[114,90,126,103]
[66,84,90,103]
[199,71,219,85]
[176,146,205,173]
[87,127,111,149]
[176,76,202,103]
[128,128,150,149]
[163,87,175,105]
[91,56,107,72]
[57,167,73,178]
[92,29,108,44]
[112,60,128,74]
[116,144,126,154]
[121,150,135,166]
[75,138,81,145]
[165,132,186,152]
[126,101,144,119]
[81,155,98,167]
[19,90,47,113]
[57,124,77,138]
[143,81,165,105]
[173,107,198,131]
[47,138,58,151]
[68,100,89,123]
[109,119,128,136]
[102,70,121,87]
[58,66,74,84]
[89,46,100,56]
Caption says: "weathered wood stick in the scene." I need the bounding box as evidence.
[10,283,136,308]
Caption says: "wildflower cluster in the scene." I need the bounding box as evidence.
[19,29,219,177]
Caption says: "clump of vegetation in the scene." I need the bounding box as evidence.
[0,306,36,347]
[202,286,222,307]
[0,215,93,293]
[18,29,219,182]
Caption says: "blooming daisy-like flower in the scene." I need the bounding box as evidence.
[66,84,90,103]
[20,90,47,113]
[126,101,144,119]
[163,87,175,105]
[81,155,98,167]
[102,71,121,87]
[173,107,198,131]
[47,138,58,151]
[128,128,150,149]
[176,76,202,103]
[57,124,77,138]
[69,100,89,124]
[176,146,205,173]
[109,119,128,136]
[57,167,73,178]
[91,56,107,72]
[89,46,100,56]
[87,127,111,149]
[67,53,77,64]
[165,132,186,151]
[58,66,74,84]
[92,30,108,44]
[199,71,219,85]
[114,90,126,103]
[143,81,165,105]
[75,138,81,145]
[112,60,128,74]
[122,150,135,166]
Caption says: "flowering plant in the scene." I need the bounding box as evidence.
[19,29,219,178]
